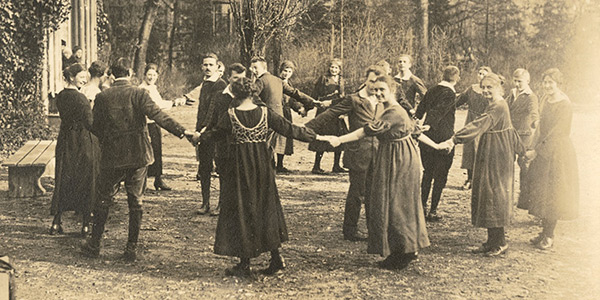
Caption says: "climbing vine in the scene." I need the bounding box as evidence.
[0,0,70,155]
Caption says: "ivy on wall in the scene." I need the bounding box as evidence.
[0,0,70,155]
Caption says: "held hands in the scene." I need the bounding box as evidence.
[173,97,187,107]
[184,130,201,146]
[437,139,455,153]
[317,135,341,148]
[298,106,307,117]
[524,150,537,162]
[314,100,332,108]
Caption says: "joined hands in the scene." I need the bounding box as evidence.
[184,130,201,145]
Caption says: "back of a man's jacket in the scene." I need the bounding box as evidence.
[92,78,184,169]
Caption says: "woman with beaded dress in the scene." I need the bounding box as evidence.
[197,78,329,276]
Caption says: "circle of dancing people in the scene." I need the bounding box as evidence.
[50,53,579,276]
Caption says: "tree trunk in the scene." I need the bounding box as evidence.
[168,0,179,71]
[271,33,282,74]
[133,0,159,79]
[418,0,429,80]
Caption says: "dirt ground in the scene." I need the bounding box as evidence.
[1,104,599,300]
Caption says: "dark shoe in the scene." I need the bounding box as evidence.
[276,167,293,174]
[462,180,472,190]
[123,242,138,262]
[344,232,367,242]
[197,204,210,215]
[530,233,545,245]
[471,243,492,254]
[378,252,416,270]
[311,168,326,175]
[154,180,172,191]
[81,240,100,258]
[536,237,553,250]
[331,166,348,173]
[49,223,64,235]
[426,212,443,222]
[261,255,286,275]
[225,263,251,277]
[485,244,509,257]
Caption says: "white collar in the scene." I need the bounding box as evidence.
[222,84,235,98]
[204,73,220,82]
[512,86,533,98]
[438,81,456,93]
[394,70,413,81]
[358,88,378,107]
[256,70,268,78]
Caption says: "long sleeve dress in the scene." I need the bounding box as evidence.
[201,105,317,258]
[308,74,348,152]
[520,93,579,221]
[453,99,523,228]
[278,80,304,155]
[139,82,173,177]
[455,85,489,170]
[365,104,430,257]
[51,88,100,216]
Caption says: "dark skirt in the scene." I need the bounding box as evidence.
[147,122,162,177]
[213,142,288,258]
[51,126,99,215]
[367,139,430,256]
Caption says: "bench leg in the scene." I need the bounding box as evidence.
[8,166,47,198]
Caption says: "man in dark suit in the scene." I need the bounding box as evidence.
[305,65,386,241]
[195,53,228,215]
[249,56,319,150]
[206,63,247,217]
[414,65,460,222]
[82,58,195,261]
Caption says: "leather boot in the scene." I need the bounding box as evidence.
[82,207,108,258]
[261,250,286,275]
[197,176,211,215]
[124,209,142,262]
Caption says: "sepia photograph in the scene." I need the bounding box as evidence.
[0,0,599,299]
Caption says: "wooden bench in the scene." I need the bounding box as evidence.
[2,140,56,198]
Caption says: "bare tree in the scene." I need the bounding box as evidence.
[229,0,318,66]
[133,0,160,78]
[416,0,429,79]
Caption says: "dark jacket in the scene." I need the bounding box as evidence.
[255,72,316,116]
[305,91,382,171]
[196,78,228,131]
[507,89,539,139]
[394,74,427,111]
[415,83,457,143]
[92,78,186,169]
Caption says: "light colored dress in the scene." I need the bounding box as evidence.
[520,93,579,220]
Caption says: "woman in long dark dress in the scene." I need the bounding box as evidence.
[443,73,524,257]
[520,68,579,250]
[329,75,442,270]
[197,78,330,276]
[309,58,348,174]
[455,66,491,189]
[50,63,100,236]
